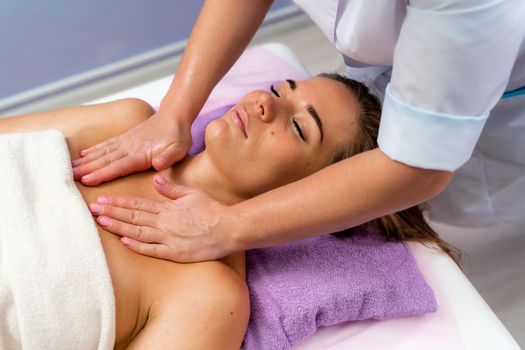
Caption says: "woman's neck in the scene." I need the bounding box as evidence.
[157,152,246,205]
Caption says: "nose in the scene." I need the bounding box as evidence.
[256,91,277,123]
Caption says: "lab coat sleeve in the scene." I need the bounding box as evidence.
[377,0,525,171]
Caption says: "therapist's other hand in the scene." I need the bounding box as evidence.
[72,111,192,186]
[88,175,235,262]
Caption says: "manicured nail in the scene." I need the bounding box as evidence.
[98,216,111,227]
[96,196,109,204]
[154,175,167,185]
[121,237,131,246]
[89,203,103,214]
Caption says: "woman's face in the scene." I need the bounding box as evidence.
[205,76,360,198]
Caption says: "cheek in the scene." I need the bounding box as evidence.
[205,124,317,195]
[246,134,313,189]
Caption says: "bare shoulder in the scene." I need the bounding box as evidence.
[63,98,155,157]
[0,98,155,157]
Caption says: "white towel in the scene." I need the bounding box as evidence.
[0,130,115,350]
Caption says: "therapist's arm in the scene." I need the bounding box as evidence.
[90,148,452,262]
[227,148,452,249]
[73,0,274,185]
[160,0,274,123]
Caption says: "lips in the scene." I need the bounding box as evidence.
[232,106,248,138]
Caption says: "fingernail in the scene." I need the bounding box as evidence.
[82,174,93,181]
[72,159,81,166]
[154,175,167,185]
[96,196,109,204]
[121,237,131,246]
[89,203,103,214]
[98,216,111,227]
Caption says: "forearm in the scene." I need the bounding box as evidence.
[160,0,274,121]
[229,148,453,249]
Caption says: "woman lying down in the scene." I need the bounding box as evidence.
[0,74,458,349]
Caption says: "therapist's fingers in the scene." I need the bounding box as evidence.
[93,195,163,214]
[72,142,120,167]
[79,137,117,157]
[120,237,172,260]
[152,143,188,171]
[79,156,142,186]
[73,151,126,180]
[153,175,194,200]
[95,215,163,244]
[89,203,159,227]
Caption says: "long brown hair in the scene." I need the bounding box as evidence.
[321,73,461,265]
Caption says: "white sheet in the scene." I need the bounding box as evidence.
[0,130,115,350]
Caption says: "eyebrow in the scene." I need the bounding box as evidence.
[287,79,324,144]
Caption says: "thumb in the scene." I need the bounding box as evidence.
[152,142,188,171]
[153,175,193,200]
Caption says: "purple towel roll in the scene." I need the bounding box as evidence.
[242,229,437,350]
[188,104,234,156]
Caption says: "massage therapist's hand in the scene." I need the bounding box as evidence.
[72,110,192,186]
[88,175,235,262]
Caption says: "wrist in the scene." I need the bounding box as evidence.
[156,103,194,131]
[160,90,202,125]
[220,204,251,253]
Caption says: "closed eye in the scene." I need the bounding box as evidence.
[271,84,305,142]
[293,119,305,141]
[270,84,280,97]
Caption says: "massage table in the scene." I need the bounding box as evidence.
[90,43,520,350]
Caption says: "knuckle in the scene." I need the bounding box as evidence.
[150,244,158,255]
[130,210,141,224]
[136,225,146,240]
[131,198,141,209]
[135,149,151,165]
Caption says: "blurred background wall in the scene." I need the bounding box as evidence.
[0,0,297,114]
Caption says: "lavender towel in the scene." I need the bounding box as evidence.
[188,104,234,156]
[242,229,437,350]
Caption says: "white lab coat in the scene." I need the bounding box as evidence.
[292,0,525,227]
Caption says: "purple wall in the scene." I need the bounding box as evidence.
[0,0,292,100]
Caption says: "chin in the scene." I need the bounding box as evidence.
[204,121,243,169]
[203,119,231,150]
[205,119,229,142]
